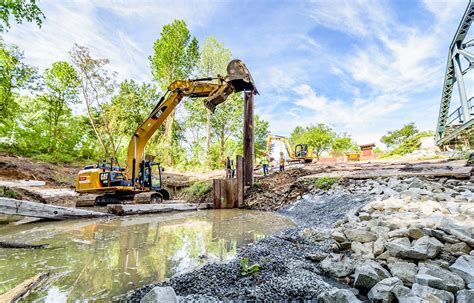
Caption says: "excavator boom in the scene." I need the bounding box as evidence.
[76,59,256,205]
[126,59,257,181]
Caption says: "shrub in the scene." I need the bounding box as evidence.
[182,181,211,198]
[314,177,338,190]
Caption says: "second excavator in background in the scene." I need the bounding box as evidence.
[266,134,314,164]
[75,60,257,206]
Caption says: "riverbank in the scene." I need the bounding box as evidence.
[128,160,473,302]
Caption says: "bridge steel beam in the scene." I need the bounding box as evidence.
[436,0,474,146]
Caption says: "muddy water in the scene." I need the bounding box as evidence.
[0,209,293,302]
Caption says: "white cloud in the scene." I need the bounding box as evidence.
[290,0,470,142]
[2,0,221,85]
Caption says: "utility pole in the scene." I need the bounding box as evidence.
[243,91,254,186]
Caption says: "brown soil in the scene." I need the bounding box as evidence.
[244,168,316,211]
[0,154,81,187]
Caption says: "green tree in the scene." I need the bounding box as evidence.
[254,114,270,158]
[381,122,418,148]
[42,61,80,151]
[70,44,118,159]
[211,93,243,159]
[198,36,231,155]
[0,39,36,122]
[0,0,44,32]
[331,133,359,156]
[149,19,199,166]
[381,123,435,157]
[291,124,335,159]
[104,80,161,161]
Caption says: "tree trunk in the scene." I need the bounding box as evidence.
[220,126,225,159]
[206,109,211,163]
[163,112,174,166]
[82,84,109,158]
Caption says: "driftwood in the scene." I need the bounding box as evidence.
[300,161,473,181]
[0,198,111,220]
[0,272,49,303]
[0,241,48,249]
[107,202,212,216]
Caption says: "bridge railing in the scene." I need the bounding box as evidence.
[447,97,474,126]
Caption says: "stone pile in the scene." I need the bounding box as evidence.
[305,176,474,302]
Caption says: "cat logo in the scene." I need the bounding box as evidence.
[100,173,109,181]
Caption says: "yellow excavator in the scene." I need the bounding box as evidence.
[76,60,257,206]
[266,134,314,163]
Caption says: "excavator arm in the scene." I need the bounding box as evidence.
[266,135,295,158]
[125,59,256,181]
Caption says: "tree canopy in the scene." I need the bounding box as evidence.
[0,0,44,32]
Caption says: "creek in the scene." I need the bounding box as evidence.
[0,209,294,302]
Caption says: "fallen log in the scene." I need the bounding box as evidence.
[0,198,111,220]
[0,241,48,249]
[108,202,213,216]
[0,272,49,303]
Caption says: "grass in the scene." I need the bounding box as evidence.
[182,181,211,198]
[0,186,21,199]
[314,177,338,190]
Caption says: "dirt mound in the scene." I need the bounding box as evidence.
[244,168,316,211]
[0,154,80,187]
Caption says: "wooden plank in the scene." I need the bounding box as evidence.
[0,272,49,303]
[107,203,212,216]
[0,198,110,220]
[299,166,473,181]
[237,156,244,208]
[243,91,254,186]
[213,179,221,209]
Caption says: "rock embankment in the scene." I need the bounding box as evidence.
[130,173,473,302]
[305,176,474,302]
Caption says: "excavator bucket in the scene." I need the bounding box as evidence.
[204,59,258,112]
[226,59,258,94]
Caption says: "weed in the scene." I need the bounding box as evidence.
[240,257,260,276]
[0,186,21,199]
[314,177,338,190]
[182,181,211,198]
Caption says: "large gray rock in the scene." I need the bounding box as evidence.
[354,260,391,292]
[140,286,177,303]
[316,288,362,303]
[386,237,443,260]
[438,223,474,247]
[320,254,355,278]
[417,263,465,293]
[443,243,471,257]
[412,236,444,258]
[412,284,454,303]
[450,255,474,284]
[388,261,417,285]
[351,241,374,259]
[368,277,403,302]
[456,289,474,303]
[392,285,424,303]
[345,229,377,243]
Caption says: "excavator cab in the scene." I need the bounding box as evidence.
[295,144,309,158]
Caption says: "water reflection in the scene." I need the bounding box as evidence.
[0,209,293,302]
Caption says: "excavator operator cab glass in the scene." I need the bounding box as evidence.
[295,144,308,158]
[150,162,163,190]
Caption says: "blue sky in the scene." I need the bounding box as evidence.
[3,0,471,145]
